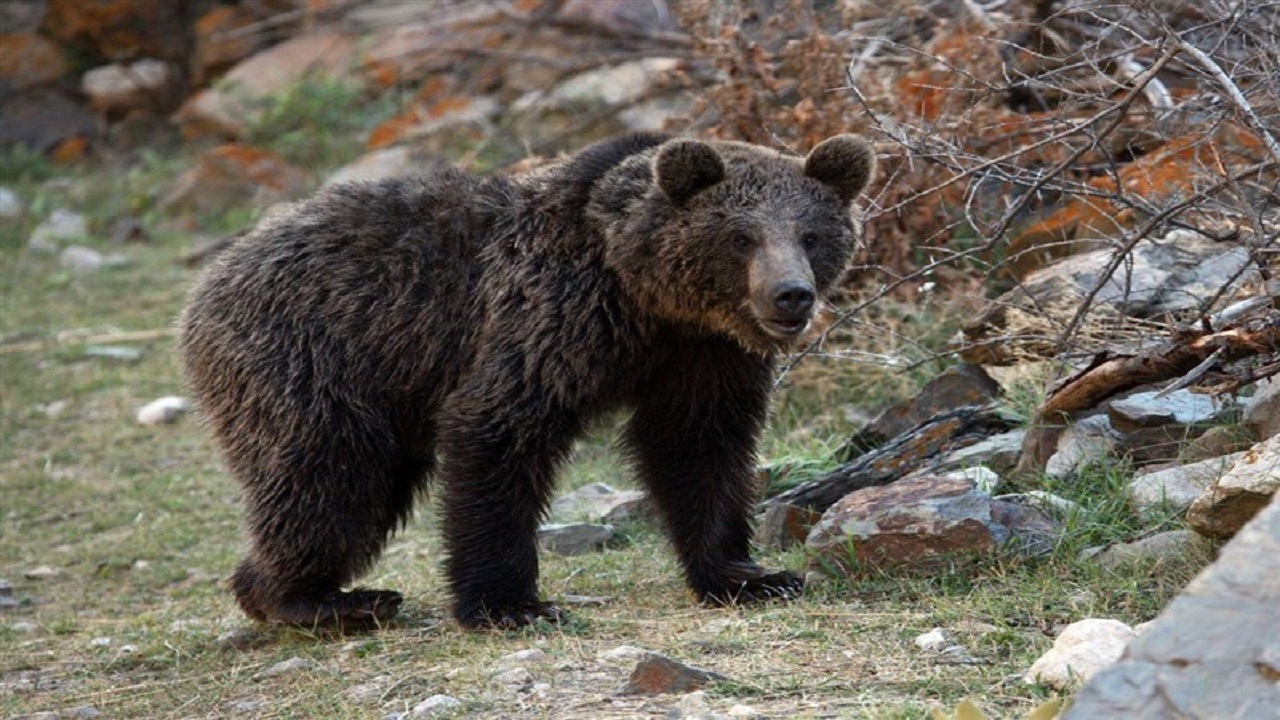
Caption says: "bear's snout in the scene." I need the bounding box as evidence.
[772,281,815,319]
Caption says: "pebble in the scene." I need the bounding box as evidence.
[411,694,462,716]
[24,565,61,580]
[254,656,314,679]
[136,396,191,425]
[0,187,22,217]
[59,245,106,274]
[28,209,88,251]
[492,667,532,692]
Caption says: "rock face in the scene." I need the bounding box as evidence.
[1025,618,1137,689]
[1186,434,1280,540]
[805,476,1058,578]
[1065,494,1280,719]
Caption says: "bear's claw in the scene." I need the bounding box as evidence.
[701,569,805,606]
[458,600,569,631]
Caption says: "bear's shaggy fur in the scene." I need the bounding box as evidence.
[180,133,875,629]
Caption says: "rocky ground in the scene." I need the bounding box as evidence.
[3,1,1279,718]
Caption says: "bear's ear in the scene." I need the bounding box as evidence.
[654,139,725,205]
[804,135,876,204]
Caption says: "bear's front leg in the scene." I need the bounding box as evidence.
[623,339,803,607]
[437,392,581,630]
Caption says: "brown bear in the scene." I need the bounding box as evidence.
[180,132,875,630]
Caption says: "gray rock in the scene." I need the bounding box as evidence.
[547,58,680,107]
[0,187,22,218]
[1045,414,1122,479]
[550,483,651,526]
[1025,618,1136,689]
[28,209,88,251]
[1152,241,1259,314]
[936,429,1026,475]
[1094,530,1207,570]
[411,694,462,717]
[1187,434,1280,539]
[254,656,313,680]
[1065,494,1280,719]
[491,667,532,692]
[537,522,614,556]
[81,59,174,113]
[598,644,650,666]
[1108,388,1226,432]
[136,396,191,426]
[59,246,105,274]
[1126,452,1243,514]
[1242,377,1280,441]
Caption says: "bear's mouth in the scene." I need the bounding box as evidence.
[761,317,810,339]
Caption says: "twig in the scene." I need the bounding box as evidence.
[0,328,176,355]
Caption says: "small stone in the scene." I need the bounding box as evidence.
[28,209,88,251]
[83,345,143,362]
[10,621,38,633]
[254,656,314,679]
[63,706,101,718]
[996,491,1082,517]
[914,627,951,652]
[727,704,762,718]
[1095,531,1205,570]
[672,689,709,716]
[1025,618,1136,689]
[537,522,614,556]
[411,694,462,717]
[621,652,726,695]
[598,644,650,665]
[120,644,137,654]
[136,396,191,426]
[492,667,532,692]
[1126,453,1242,514]
[24,565,61,580]
[0,187,22,218]
[41,400,69,418]
[550,483,652,526]
[938,429,1027,475]
[1045,415,1122,479]
[498,648,547,665]
[90,637,112,647]
[1242,377,1280,441]
[559,593,611,606]
[341,676,389,703]
[228,699,263,713]
[937,466,1001,494]
[82,59,174,113]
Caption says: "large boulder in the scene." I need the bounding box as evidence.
[1065,493,1280,718]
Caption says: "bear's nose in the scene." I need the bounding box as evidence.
[772,282,815,318]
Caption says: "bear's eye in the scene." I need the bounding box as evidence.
[800,231,820,252]
[731,233,755,253]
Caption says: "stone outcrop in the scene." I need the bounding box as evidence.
[1066,494,1280,718]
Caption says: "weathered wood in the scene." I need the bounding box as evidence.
[1017,313,1280,475]
[763,404,1014,514]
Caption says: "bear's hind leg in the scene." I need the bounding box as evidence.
[230,441,429,630]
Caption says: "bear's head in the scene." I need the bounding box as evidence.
[598,134,876,354]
